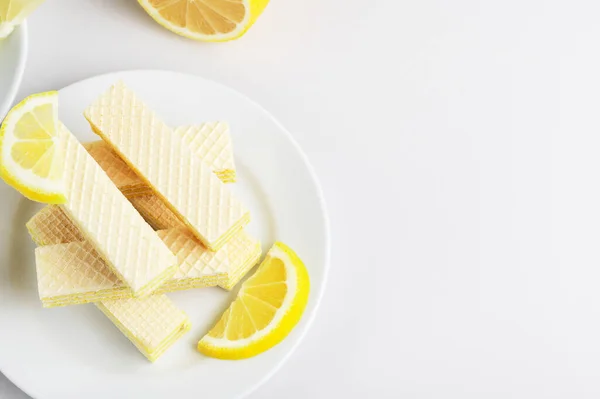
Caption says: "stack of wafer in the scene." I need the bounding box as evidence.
[27,82,262,362]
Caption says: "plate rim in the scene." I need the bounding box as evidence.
[0,22,28,121]
[0,69,331,399]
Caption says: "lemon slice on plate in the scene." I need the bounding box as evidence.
[0,0,45,39]
[0,91,66,203]
[198,242,310,359]
[137,0,270,42]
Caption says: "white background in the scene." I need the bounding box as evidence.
[3,0,600,397]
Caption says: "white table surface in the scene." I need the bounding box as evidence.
[4,0,600,398]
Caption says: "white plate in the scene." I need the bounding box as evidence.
[0,23,28,120]
[0,70,330,399]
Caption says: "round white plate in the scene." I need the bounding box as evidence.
[0,70,330,399]
[0,23,28,120]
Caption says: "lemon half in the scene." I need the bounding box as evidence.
[0,91,65,203]
[137,0,270,42]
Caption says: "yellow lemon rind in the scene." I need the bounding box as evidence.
[136,0,270,42]
[0,92,66,204]
[197,241,310,360]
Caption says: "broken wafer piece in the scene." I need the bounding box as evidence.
[58,123,177,297]
[31,219,261,306]
[96,295,191,362]
[84,122,236,197]
[84,81,249,251]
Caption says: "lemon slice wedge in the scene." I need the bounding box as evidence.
[0,0,45,39]
[0,91,66,203]
[198,242,310,359]
[137,0,270,42]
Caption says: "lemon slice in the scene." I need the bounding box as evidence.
[198,242,310,359]
[0,0,45,39]
[137,0,270,42]
[0,92,66,203]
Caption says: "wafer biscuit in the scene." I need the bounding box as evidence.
[57,123,176,297]
[84,122,236,196]
[35,241,129,307]
[84,82,249,250]
[32,224,261,306]
[96,295,191,362]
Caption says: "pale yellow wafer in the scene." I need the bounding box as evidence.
[84,81,249,250]
[96,295,191,362]
[58,123,176,297]
[34,236,220,307]
[84,122,235,195]
[35,241,129,307]
[28,203,262,293]
[32,223,260,306]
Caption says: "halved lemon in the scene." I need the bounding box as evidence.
[137,0,270,42]
[0,0,46,39]
[0,92,66,203]
[198,242,310,359]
